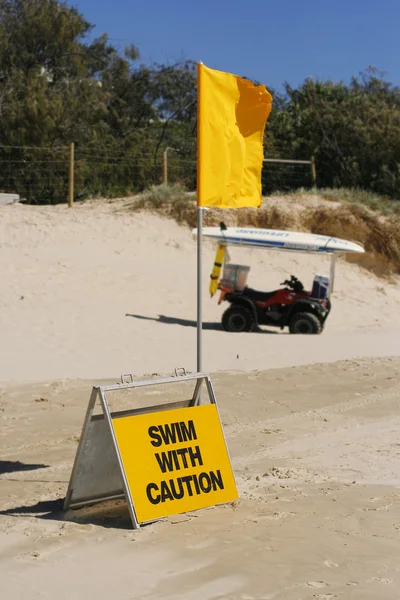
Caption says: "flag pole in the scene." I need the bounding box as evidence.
[197,205,203,372]
[196,61,203,373]
[197,61,203,373]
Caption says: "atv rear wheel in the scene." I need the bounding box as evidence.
[222,305,254,333]
[288,312,322,334]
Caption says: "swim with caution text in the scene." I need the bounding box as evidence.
[112,404,238,523]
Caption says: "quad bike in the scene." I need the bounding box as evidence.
[218,274,331,334]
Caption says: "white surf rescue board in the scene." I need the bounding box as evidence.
[192,226,364,254]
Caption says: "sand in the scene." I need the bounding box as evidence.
[1,199,399,382]
[1,199,400,599]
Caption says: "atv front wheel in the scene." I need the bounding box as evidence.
[288,312,322,334]
[222,305,254,333]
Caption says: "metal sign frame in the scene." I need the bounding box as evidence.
[64,368,229,529]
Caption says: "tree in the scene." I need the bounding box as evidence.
[1,1,399,202]
[266,69,400,198]
[0,0,118,201]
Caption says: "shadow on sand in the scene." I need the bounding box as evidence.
[125,313,278,333]
[0,497,134,530]
[0,461,49,475]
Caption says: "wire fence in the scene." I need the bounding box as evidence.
[262,159,316,194]
[0,146,69,205]
[0,145,316,204]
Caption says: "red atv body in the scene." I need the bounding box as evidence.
[218,275,331,334]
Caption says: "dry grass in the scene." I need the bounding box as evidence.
[130,184,400,278]
[277,187,400,216]
[131,183,198,227]
[304,205,400,277]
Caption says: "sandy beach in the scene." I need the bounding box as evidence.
[1,199,400,382]
[1,199,400,599]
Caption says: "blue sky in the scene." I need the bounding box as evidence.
[75,0,400,92]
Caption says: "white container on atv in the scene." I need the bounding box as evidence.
[220,264,250,292]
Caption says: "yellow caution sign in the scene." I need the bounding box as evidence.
[113,404,238,522]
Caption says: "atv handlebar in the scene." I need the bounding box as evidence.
[281,275,304,292]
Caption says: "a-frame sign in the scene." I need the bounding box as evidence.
[64,369,238,528]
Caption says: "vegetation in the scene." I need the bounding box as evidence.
[132,183,197,226]
[0,0,196,202]
[265,71,400,198]
[275,188,400,216]
[131,184,400,278]
[0,0,399,206]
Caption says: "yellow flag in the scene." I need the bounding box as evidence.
[197,63,272,209]
[209,244,225,297]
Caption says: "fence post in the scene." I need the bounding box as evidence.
[162,150,168,185]
[311,155,317,188]
[68,142,74,207]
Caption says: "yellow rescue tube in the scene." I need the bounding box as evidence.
[209,245,225,297]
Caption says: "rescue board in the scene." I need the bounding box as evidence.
[192,226,364,254]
